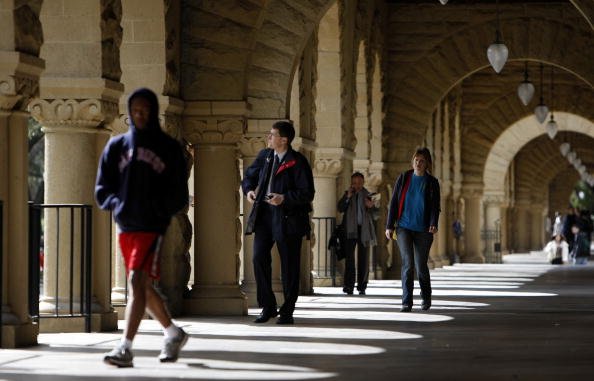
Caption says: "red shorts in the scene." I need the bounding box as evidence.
[118,232,162,279]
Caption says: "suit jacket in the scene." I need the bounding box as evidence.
[242,147,315,239]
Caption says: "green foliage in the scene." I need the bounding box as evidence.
[28,117,44,203]
[570,180,594,212]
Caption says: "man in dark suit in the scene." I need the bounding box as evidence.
[242,121,315,325]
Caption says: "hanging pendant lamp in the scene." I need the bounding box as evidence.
[534,63,549,123]
[559,142,570,157]
[439,0,449,4]
[517,62,535,106]
[546,116,558,139]
[487,0,508,73]
[545,67,558,139]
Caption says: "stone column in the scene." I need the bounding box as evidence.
[29,84,121,332]
[483,194,503,263]
[0,51,44,347]
[461,186,485,263]
[312,154,343,286]
[237,131,275,307]
[182,101,247,315]
[366,161,384,279]
[530,204,544,250]
[514,202,531,252]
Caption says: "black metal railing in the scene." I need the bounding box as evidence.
[312,217,337,286]
[28,203,92,332]
[1,199,3,345]
[481,228,502,264]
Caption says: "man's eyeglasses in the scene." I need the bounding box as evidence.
[267,132,280,138]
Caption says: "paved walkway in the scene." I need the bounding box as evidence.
[1,254,593,380]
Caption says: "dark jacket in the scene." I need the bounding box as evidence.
[242,147,315,239]
[571,232,591,258]
[386,169,440,231]
[95,88,188,233]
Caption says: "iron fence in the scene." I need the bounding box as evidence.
[481,228,502,263]
[1,200,3,345]
[28,203,92,332]
[312,217,337,286]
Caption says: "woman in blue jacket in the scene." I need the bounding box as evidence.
[385,147,441,312]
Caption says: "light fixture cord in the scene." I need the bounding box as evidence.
[495,0,502,42]
[540,62,544,105]
[550,66,555,119]
[524,61,529,82]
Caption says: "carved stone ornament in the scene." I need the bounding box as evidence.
[28,98,118,128]
[183,118,245,145]
[313,158,343,177]
[0,74,39,111]
[238,136,267,157]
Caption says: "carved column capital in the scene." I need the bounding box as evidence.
[0,52,44,112]
[183,101,248,145]
[238,136,267,157]
[183,118,245,145]
[367,161,385,190]
[313,158,343,177]
[28,98,118,131]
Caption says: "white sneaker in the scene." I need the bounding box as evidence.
[158,328,189,362]
[103,345,133,367]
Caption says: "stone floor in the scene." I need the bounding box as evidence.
[1,253,593,380]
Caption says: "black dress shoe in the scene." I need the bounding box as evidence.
[421,303,431,311]
[358,290,366,295]
[343,287,353,295]
[253,309,278,323]
[400,305,412,312]
[276,315,294,325]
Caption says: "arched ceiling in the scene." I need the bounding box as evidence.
[514,131,594,204]
[460,62,594,185]
[484,112,594,196]
[181,0,334,116]
[385,1,594,163]
[183,0,594,129]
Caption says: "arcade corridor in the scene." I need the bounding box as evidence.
[1,255,593,380]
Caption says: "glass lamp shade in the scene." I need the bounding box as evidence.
[559,143,571,157]
[546,118,558,139]
[573,158,582,168]
[487,42,508,73]
[587,176,594,188]
[517,81,535,106]
[439,0,448,4]
[578,165,586,175]
[534,104,549,124]
[567,151,576,164]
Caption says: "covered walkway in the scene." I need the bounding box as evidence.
[0,255,593,380]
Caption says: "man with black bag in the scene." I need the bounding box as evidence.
[242,121,315,325]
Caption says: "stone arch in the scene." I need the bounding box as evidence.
[386,4,594,164]
[460,66,594,186]
[483,112,594,196]
[181,0,335,111]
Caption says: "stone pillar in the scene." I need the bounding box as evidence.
[29,85,121,332]
[239,127,283,307]
[0,51,44,347]
[483,194,503,263]
[461,187,485,263]
[312,154,343,286]
[530,205,544,250]
[514,202,531,252]
[366,161,384,279]
[182,101,247,315]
